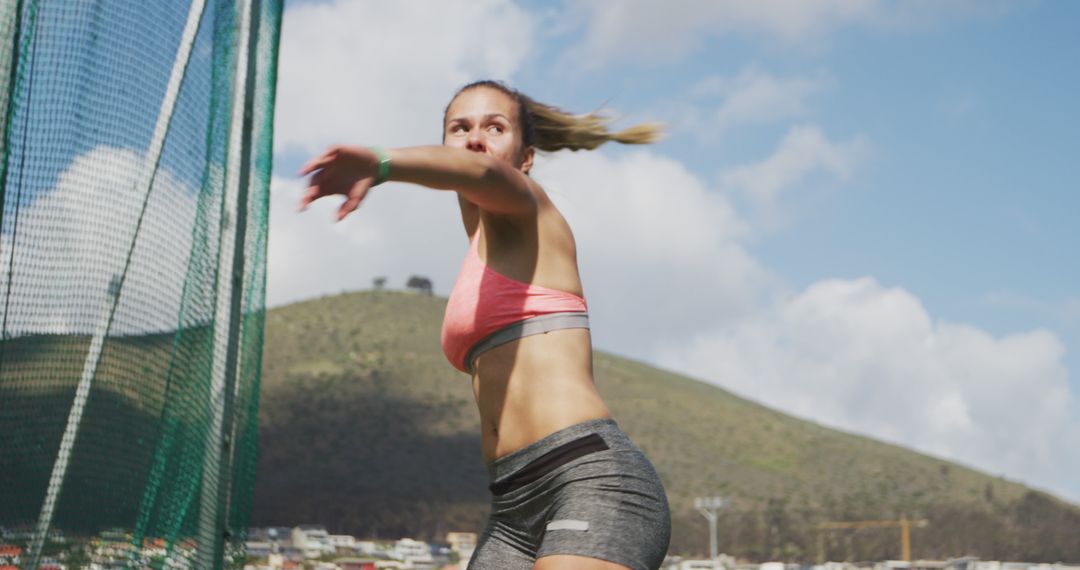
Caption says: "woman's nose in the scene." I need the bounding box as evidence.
[466,128,486,152]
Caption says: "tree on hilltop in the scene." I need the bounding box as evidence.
[406,275,433,295]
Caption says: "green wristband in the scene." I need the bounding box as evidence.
[370,146,391,186]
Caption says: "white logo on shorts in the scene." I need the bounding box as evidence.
[546,519,589,531]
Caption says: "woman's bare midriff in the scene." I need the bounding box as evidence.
[471,328,612,463]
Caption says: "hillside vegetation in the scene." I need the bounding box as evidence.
[252,290,1080,561]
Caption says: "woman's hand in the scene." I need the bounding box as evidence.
[298,145,381,222]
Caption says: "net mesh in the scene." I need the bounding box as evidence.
[0,0,281,567]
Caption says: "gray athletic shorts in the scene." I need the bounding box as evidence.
[467,418,671,570]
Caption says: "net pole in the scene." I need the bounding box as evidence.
[0,0,21,351]
[22,1,208,567]
[221,0,268,528]
[0,0,19,164]
[195,0,255,566]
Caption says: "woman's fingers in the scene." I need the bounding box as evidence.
[297,169,330,209]
[298,146,339,176]
[335,182,370,222]
[335,193,361,222]
[297,185,320,211]
[299,155,331,176]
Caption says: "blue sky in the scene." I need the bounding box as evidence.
[269,0,1079,502]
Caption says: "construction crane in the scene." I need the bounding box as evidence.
[817,517,929,563]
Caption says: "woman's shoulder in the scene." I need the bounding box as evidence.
[480,188,573,243]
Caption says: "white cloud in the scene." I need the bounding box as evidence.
[274,0,534,156]
[0,146,198,335]
[685,67,829,136]
[556,0,1020,70]
[657,277,1080,501]
[531,150,770,356]
[720,124,870,205]
[555,0,873,69]
[266,176,465,308]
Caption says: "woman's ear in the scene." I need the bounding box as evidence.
[520,145,535,174]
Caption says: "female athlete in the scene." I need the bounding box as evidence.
[299,80,671,570]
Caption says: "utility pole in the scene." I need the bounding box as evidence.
[694,496,728,570]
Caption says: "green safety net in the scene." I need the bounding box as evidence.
[0,0,281,568]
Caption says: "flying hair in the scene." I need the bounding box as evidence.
[446,80,665,152]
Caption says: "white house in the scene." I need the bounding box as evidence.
[672,561,723,570]
[292,526,333,558]
[329,534,357,551]
[391,538,433,565]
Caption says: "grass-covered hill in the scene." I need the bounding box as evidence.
[254,290,1080,562]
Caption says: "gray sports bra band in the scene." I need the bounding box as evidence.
[465,311,590,374]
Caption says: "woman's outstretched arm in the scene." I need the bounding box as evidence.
[299,145,536,221]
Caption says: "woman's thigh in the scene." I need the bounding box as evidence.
[467,519,535,570]
[533,554,634,570]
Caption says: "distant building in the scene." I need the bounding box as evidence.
[335,558,379,570]
[292,526,334,558]
[249,526,293,545]
[814,563,856,570]
[329,533,357,552]
[445,532,477,569]
[246,540,273,558]
[279,545,305,563]
[391,538,433,566]
[875,562,952,570]
[974,562,1080,570]
[669,561,721,570]
[663,554,735,570]
[445,532,476,554]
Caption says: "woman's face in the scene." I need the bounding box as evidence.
[443,87,534,173]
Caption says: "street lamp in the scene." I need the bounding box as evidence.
[694,496,728,570]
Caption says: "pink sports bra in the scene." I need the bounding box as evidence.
[441,236,589,374]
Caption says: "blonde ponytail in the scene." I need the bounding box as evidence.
[523,97,665,152]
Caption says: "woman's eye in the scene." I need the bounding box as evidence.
[488,125,504,134]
